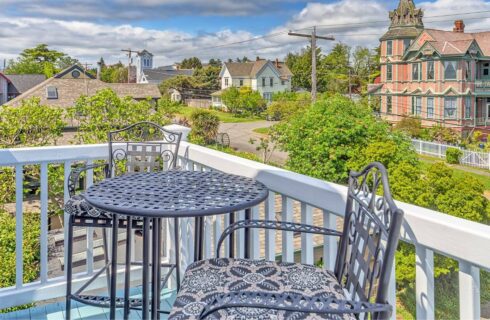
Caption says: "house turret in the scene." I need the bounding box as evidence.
[136,50,153,83]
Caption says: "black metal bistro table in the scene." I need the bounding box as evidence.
[83,170,269,320]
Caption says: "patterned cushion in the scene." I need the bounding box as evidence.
[169,258,355,320]
[64,195,112,219]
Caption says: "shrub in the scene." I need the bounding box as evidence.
[266,100,307,120]
[221,86,266,116]
[189,109,220,144]
[446,148,462,164]
[394,117,423,138]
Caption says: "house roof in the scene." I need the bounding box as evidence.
[408,29,490,57]
[6,74,46,94]
[223,60,293,79]
[5,70,161,108]
[143,68,193,82]
[0,72,9,82]
[380,0,424,40]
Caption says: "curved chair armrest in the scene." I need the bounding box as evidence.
[216,219,342,258]
[68,163,108,197]
[199,291,392,319]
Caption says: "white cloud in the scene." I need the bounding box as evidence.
[3,0,490,67]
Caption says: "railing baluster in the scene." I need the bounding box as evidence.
[300,203,313,265]
[388,261,397,320]
[63,161,72,279]
[203,216,213,259]
[213,214,222,258]
[459,261,481,319]
[223,213,230,257]
[85,161,94,275]
[322,210,337,271]
[236,210,245,258]
[415,245,435,319]
[281,196,293,262]
[15,164,24,288]
[40,163,49,283]
[250,206,260,259]
[265,192,276,261]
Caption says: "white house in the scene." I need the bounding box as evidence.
[212,58,293,108]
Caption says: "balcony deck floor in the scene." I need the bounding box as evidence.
[0,287,176,320]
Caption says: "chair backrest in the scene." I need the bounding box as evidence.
[334,162,404,306]
[107,121,182,176]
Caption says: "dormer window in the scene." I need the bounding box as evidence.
[46,86,58,99]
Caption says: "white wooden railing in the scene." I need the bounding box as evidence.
[0,126,489,320]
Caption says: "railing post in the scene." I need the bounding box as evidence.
[459,261,481,320]
[415,245,435,319]
[40,163,49,283]
[63,161,72,280]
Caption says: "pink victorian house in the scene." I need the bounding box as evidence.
[369,0,490,136]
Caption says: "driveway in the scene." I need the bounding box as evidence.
[219,120,288,164]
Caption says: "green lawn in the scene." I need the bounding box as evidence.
[252,127,270,135]
[177,106,261,123]
[418,155,490,190]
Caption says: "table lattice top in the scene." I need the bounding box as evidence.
[84,170,268,217]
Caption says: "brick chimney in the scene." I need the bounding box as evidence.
[453,20,465,33]
[256,56,260,61]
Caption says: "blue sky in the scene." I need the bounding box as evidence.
[2,0,490,65]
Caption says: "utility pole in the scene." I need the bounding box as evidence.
[288,26,334,102]
[121,49,140,83]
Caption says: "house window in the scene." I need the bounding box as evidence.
[444,61,457,80]
[262,77,266,87]
[387,40,393,56]
[427,61,435,80]
[412,96,422,115]
[239,79,243,86]
[386,96,392,114]
[46,86,58,99]
[403,39,411,53]
[465,96,472,119]
[270,77,273,87]
[281,80,285,85]
[483,63,490,77]
[225,77,229,87]
[465,61,471,80]
[444,97,457,119]
[386,64,392,81]
[412,63,421,81]
[427,97,434,118]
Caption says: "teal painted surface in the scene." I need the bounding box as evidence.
[2,288,176,320]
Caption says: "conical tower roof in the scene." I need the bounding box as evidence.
[380,0,424,40]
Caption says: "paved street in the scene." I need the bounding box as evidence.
[219,120,288,164]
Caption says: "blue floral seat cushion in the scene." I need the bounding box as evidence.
[64,194,113,219]
[169,258,355,320]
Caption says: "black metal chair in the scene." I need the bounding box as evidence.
[169,162,404,320]
[64,121,182,320]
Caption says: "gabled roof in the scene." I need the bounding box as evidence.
[0,72,9,82]
[5,68,160,108]
[143,68,193,82]
[54,64,95,79]
[222,60,293,79]
[6,74,46,94]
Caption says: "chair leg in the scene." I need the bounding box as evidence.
[174,218,181,291]
[109,215,119,320]
[65,216,74,320]
[124,216,132,320]
[102,227,111,291]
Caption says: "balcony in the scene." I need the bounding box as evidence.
[0,130,489,319]
[475,80,490,94]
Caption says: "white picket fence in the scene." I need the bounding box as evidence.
[412,139,490,170]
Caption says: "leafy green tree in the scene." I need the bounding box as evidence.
[192,65,221,90]
[274,95,408,183]
[100,62,128,83]
[0,97,64,148]
[188,109,220,144]
[394,117,424,138]
[208,58,222,67]
[221,87,265,116]
[5,44,78,77]
[180,57,202,69]
[70,88,171,143]
[266,92,311,120]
